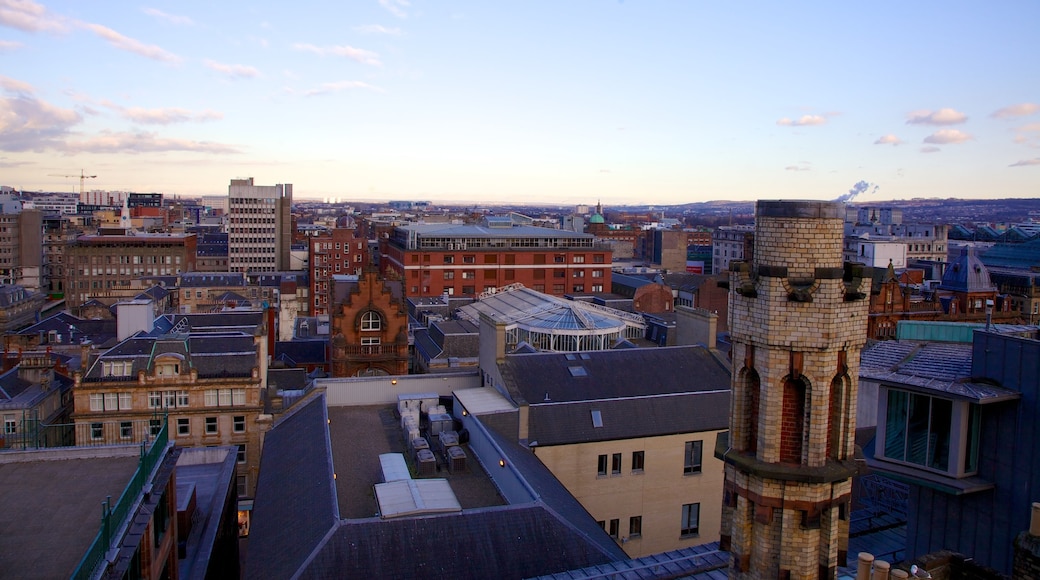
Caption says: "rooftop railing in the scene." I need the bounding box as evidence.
[71,417,169,580]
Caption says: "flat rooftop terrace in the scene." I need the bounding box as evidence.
[0,449,141,580]
[327,405,505,519]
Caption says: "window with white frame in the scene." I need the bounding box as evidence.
[361,337,380,345]
[360,311,382,331]
[233,415,245,433]
[90,422,103,440]
[177,418,190,436]
[120,421,133,439]
[102,360,133,377]
[205,416,218,434]
[4,416,16,434]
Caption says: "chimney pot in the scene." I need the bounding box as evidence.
[1031,502,1040,536]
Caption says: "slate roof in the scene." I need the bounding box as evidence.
[0,367,32,401]
[247,394,626,580]
[500,346,730,404]
[83,333,258,381]
[484,423,627,562]
[17,312,118,347]
[300,506,622,580]
[939,246,996,293]
[152,312,264,335]
[860,340,1020,403]
[531,544,729,579]
[246,395,339,580]
[273,340,327,367]
[499,346,732,445]
[267,368,309,391]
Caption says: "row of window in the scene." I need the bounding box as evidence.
[175,415,247,438]
[597,503,700,540]
[91,389,249,410]
[596,441,702,477]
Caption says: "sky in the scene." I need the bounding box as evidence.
[1,1,1038,206]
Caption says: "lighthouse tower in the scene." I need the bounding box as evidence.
[719,200,871,579]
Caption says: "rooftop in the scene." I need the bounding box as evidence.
[0,447,141,579]
[327,404,504,519]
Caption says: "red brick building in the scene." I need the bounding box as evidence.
[309,228,369,317]
[329,270,409,377]
[380,217,612,298]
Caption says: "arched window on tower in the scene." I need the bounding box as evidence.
[744,369,761,454]
[828,375,849,460]
[781,376,809,464]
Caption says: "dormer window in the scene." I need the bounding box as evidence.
[878,388,980,476]
[156,363,180,377]
[102,360,133,377]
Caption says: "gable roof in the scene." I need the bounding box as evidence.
[246,395,339,580]
[498,346,731,445]
[499,345,730,405]
[300,506,622,580]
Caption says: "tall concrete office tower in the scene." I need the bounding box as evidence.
[719,200,871,579]
[227,178,293,273]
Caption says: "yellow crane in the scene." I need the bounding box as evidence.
[49,170,97,196]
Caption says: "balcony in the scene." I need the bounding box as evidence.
[339,344,404,360]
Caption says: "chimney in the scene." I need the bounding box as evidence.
[1014,502,1040,578]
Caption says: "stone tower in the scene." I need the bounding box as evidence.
[719,200,871,579]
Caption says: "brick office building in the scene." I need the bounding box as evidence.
[381,216,612,298]
[309,228,369,317]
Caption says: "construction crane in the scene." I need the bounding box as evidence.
[48,170,97,196]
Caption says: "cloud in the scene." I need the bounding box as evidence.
[0,0,67,33]
[923,129,973,145]
[203,59,260,79]
[64,131,240,154]
[142,7,194,26]
[0,39,21,51]
[0,93,81,152]
[776,114,827,127]
[920,146,941,153]
[0,75,34,94]
[379,0,410,18]
[301,81,384,97]
[905,108,967,126]
[991,103,1039,119]
[1009,158,1040,167]
[101,102,222,125]
[81,23,181,63]
[354,24,402,35]
[292,43,382,66]
[1017,122,1040,133]
[785,165,810,171]
[874,134,903,146]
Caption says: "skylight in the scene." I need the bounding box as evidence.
[591,410,602,428]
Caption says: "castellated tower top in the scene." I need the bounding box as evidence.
[755,200,846,275]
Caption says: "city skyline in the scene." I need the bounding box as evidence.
[1,1,1038,204]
